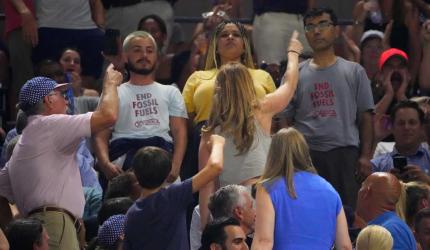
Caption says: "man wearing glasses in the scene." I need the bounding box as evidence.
[283,7,374,209]
[0,64,122,250]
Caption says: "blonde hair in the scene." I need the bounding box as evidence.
[259,128,316,199]
[123,31,157,52]
[405,181,430,227]
[202,62,258,154]
[204,21,254,70]
[356,225,393,250]
[395,181,407,222]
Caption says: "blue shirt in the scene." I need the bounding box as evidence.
[371,145,430,174]
[124,178,193,250]
[77,140,102,192]
[264,172,342,250]
[368,211,417,250]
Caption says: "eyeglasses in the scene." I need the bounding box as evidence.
[304,21,334,33]
[48,91,68,99]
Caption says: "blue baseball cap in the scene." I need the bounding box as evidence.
[98,214,126,248]
[19,77,70,107]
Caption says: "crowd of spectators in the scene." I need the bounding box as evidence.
[2,0,430,249]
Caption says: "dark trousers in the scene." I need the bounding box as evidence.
[310,146,360,209]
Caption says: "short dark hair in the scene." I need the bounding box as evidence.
[6,218,44,250]
[390,100,425,124]
[303,7,338,26]
[415,208,430,232]
[105,171,136,200]
[132,146,172,189]
[98,197,134,225]
[200,217,241,250]
[137,14,167,35]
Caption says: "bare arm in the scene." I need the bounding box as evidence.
[357,111,374,180]
[374,70,395,115]
[0,228,8,250]
[259,31,302,116]
[192,134,224,192]
[197,132,218,229]
[411,0,430,22]
[335,208,352,250]
[406,5,422,85]
[90,64,121,134]
[351,1,368,44]
[251,185,274,250]
[91,64,123,180]
[419,21,430,92]
[89,0,105,29]
[167,117,187,183]
[10,0,38,46]
[92,127,123,180]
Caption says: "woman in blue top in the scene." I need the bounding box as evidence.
[252,128,352,250]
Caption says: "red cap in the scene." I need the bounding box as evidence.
[378,48,408,70]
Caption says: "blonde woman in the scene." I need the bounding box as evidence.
[252,128,352,250]
[396,181,430,228]
[181,20,276,184]
[198,32,303,227]
[183,20,276,126]
[356,225,393,250]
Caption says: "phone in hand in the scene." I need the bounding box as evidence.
[392,156,407,173]
[103,29,120,56]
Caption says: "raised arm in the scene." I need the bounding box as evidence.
[196,133,223,228]
[91,64,123,180]
[192,134,224,192]
[411,0,430,18]
[351,1,369,44]
[259,31,302,117]
[251,185,275,250]
[90,64,121,134]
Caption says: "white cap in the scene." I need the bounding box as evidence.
[360,30,384,45]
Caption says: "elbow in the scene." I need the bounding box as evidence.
[252,239,273,250]
[336,241,352,250]
[104,111,118,127]
[340,245,352,250]
[212,161,224,175]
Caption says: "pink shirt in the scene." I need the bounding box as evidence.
[0,113,92,218]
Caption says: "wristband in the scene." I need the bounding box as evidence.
[287,50,300,55]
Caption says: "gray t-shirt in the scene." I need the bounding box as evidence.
[112,82,187,142]
[284,57,374,151]
[36,0,97,29]
[74,96,100,114]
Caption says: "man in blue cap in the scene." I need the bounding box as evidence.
[0,64,122,250]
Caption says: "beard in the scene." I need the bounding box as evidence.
[127,60,156,75]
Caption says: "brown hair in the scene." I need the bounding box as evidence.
[202,62,258,154]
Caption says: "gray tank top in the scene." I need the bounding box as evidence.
[216,121,271,187]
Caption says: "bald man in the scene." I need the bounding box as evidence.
[356,172,416,250]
